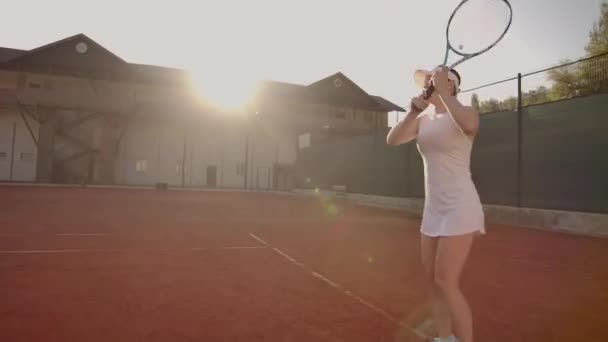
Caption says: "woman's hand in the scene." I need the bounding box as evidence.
[431,66,452,96]
[411,94,430,113]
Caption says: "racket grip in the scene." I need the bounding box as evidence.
[422,84,435,100]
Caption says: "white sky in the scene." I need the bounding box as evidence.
[0,0,604,123]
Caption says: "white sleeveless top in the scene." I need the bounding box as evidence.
[416,111,485,237]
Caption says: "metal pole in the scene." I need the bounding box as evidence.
[181,126,187,188]
[244,124,249,190]
[517,73,523,207]
[9,122,16,181]
[87,153,95,185]
[405,143,410,197]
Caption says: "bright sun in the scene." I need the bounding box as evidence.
[188,70,258,111]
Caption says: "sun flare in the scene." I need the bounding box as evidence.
[188,70,258,111]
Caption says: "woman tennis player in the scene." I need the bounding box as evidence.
[386,66,484,342]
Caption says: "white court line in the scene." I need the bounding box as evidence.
[191,246,267,251]
[251,232,428,340]
[0,246,268,254]
[56,233,109,236]
[272,247,305,268]
[0,233,109,237]
[311,271,341,289]
[0,249,121,254]
[248,233,268,245]
[221,246,267,250]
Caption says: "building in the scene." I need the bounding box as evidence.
[0,34,404,190]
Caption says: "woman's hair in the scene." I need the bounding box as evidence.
[450,69,462,86]
[450,68,461,96]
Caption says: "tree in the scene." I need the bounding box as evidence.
[522,86,551,106]
[580,3,608,95]
[471,93,480,111]
[585,3,608,56]
[547,64,581,99]
[475,3,608,111]
[578,56,608,94]
[476,88,549,114]
[547,3,608,98]
[499,96,518,111]
[480,98,500,113]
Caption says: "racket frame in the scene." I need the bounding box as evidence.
[418,0,513,102]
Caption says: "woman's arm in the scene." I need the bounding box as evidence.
[386,95,428,146]
[438,93,479,137]
[434,67,479,137]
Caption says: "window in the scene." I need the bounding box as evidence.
[298,133,311,149]
[20,152,35,161]
[0,152,7,160]
[28,82,42,89]
[334,111,346,119]
[136,160,147,172]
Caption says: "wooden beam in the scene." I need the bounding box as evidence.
[17,105,39,148]
[57,112,106,133]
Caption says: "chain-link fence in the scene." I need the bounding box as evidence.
[296,52,608,213]
[463,52,608,113]
[462,52,608,212]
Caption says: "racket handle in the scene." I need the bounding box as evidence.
[422,83,435,100]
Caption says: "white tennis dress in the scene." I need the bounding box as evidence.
[416,110,485,237]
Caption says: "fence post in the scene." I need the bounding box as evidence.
[517,73,523,207]
[405,143,410,198]
[244,122,250,190]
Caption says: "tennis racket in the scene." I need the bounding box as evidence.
[418,0,513,101]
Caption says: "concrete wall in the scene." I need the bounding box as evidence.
[247,121,297,190]
[0,100,300,190]
[114,113,298,190]
[293,189,608,238]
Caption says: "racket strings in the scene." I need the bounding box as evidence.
[447,0,512,55]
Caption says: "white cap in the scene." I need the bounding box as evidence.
[414,67,460,88]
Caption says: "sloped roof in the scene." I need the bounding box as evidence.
[256,74,405,112]
[7,33,125,63]
[1,34,404,111]
[0,47,26,62]
[370,95,405,112]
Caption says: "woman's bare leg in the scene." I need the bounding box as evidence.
[434,233,476,342]
[421,234,452,338]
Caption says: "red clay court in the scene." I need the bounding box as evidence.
[0,185,607,342]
